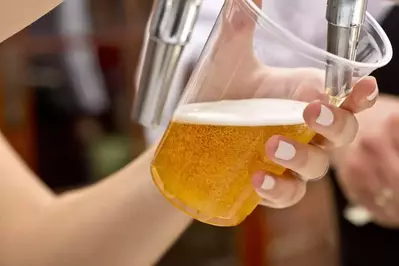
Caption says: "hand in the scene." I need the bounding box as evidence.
[251,76,377,208]
[195,0,379,209]
[334,99,399,228]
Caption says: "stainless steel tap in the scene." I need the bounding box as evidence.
[132,0,203,127]
[326,0,374,226]
[133,0,369,127]
[325,0,368,104]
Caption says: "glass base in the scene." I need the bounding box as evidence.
[151,167,260,227]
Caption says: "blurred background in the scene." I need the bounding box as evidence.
[0,0,339,265]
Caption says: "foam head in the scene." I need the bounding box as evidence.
[173,98,308,126]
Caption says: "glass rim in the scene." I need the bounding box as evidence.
[243,0,393,70]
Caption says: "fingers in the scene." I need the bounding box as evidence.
[265,136,329,181]
[299,76,378,148]
[294,76,378,149]
[252,135,328,207]
[303,102,358,147]
[248,74,379,209]
[341,76,379,113]
[252,171,307,208]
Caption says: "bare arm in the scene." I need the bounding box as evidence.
[0,133,191,266]
[0,0,62,42]
[0,1,191,265]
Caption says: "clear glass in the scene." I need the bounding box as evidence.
[151,0,392,227]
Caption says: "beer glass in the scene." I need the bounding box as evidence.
[151,0,392,226]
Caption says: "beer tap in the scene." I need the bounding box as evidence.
[326,0,373,226]
[325,0,368,104]
[132,0,203,127]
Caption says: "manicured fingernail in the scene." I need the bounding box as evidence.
[316,105,334,126]
[367,86,378,101]
[275,141,296,161]
[344,206,372,226]
[261,175,276,190]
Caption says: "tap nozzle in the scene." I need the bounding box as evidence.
[325,0,368,103]
[132,0,203,127]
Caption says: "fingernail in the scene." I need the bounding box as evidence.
[344,206,372,226]
[316,105,334,126]
[261,175,276,190]
[275,141,296,161]
[367,86,378,101]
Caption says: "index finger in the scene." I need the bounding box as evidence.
[340,76,378,113]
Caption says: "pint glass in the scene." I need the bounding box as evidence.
[151,0,392,226]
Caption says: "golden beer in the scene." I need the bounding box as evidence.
[151,98,315,226]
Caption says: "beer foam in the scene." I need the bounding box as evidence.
[173,98,308,126]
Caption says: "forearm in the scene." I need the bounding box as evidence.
[0,0,61,43]
[4,146,192,266]
[0,134,55,224]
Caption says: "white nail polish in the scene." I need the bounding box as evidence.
[344,206,372,226]
[367,87,378,101]
[275,141,296,161]
[316,105,334,126]
[261,175,276,190]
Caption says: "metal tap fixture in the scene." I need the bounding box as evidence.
[325,0,368,104]
[326,0,375,226]
[132,0,203,127]
[133,0,368,127]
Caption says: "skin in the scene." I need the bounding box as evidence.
[332,95,399,228]
[0,0,62,43]
[193,0,378,208]
[0,0,384,265]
